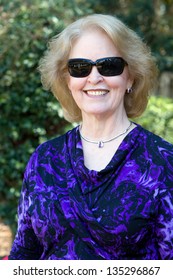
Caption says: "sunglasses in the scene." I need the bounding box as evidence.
[67,57,127,78]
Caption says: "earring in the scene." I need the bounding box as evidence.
[127,87,133,94]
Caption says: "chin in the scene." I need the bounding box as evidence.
[84,110,110,118]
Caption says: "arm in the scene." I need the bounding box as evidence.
[9,155,43,260]
[156,158,173,260]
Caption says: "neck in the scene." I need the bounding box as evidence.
[80,111,130,141]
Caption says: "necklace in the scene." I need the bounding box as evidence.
[80,122,132,148]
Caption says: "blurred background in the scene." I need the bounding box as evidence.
[0,0,173,258]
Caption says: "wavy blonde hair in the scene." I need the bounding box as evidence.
[38,14,158,123]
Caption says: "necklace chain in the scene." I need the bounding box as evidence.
[80,122,132,148]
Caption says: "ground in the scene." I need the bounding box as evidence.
[0,222,12,258]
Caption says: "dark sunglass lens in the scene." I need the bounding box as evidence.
[98,57,126,76]
[68,57,127,77]
[68,60,91,77]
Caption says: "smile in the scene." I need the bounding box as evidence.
[84,90,109,96]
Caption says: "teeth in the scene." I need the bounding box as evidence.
[85,91,108,96]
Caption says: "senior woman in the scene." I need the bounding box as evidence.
[9,14,173,260]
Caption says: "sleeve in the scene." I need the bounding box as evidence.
[156,150,173,260]
[9,153,43,260]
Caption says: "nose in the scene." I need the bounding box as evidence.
[87,66,103,84]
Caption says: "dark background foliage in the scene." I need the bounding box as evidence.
[0,0,173,234]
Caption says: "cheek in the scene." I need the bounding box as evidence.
[111,72,131,90]
[67,77,86,92]
[107,77,126,91]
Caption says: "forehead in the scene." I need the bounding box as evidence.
[69,28,120,59]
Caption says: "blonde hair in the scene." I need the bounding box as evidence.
[38,14,158,123]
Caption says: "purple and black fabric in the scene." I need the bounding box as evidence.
[9,124,173,259]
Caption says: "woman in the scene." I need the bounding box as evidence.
[9,14,173,260]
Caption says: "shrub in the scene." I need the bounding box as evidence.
[136,96,173,144]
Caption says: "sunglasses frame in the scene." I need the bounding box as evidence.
[67,56,128,78]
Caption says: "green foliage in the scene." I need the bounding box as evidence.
[0,0,76,231]
[136,96,173,144]
[0,0,173,234]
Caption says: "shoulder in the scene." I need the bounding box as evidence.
[35,126,77,154]
[136,123,173,152]
[134,123,173,174]
[132,123,173,186]
[24,126,78,177]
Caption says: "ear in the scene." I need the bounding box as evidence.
[127,76,134,91]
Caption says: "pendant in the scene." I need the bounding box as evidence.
[98,141,104,148]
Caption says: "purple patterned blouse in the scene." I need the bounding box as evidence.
[9,123,173,260]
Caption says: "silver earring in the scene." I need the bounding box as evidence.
[127,87,133,94]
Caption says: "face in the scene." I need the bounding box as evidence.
[67,29,133,120]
